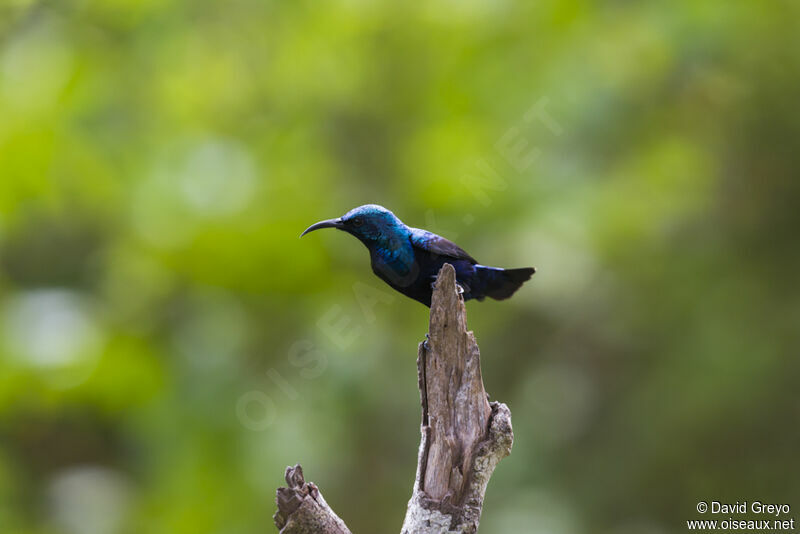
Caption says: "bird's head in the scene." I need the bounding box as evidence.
[300,204,406,243]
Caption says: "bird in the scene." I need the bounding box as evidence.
[300,204,535,307]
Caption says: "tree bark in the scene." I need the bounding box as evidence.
[273,464,351,534]
[273,263,513,533]
[401,263,513,533]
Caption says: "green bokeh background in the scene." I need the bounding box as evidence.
[1,1,798,533]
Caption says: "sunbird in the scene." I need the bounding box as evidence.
[301,204,535,307]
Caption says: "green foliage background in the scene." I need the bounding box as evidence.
[1,1,798,533]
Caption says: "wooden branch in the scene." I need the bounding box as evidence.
[273,465,351,534]
[401,263,513,533]
[273,263,513,533]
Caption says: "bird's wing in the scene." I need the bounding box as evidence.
[409,228,478,264]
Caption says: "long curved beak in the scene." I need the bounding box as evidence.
[300,218,344,237]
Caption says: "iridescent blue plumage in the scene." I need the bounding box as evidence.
[301,204,535,307]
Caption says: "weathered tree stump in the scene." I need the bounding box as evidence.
[273,263,513,533]
[273,465,351,534]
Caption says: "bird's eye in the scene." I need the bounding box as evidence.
[352,217,363,227]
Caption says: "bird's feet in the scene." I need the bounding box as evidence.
[430,276,466,296]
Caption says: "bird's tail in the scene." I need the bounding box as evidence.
[476,265,536,300]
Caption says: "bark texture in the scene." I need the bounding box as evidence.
[273,263,513,533]
[401,263,513,533]
[273,465,351,534]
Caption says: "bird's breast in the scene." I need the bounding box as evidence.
[370,241,418,289]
